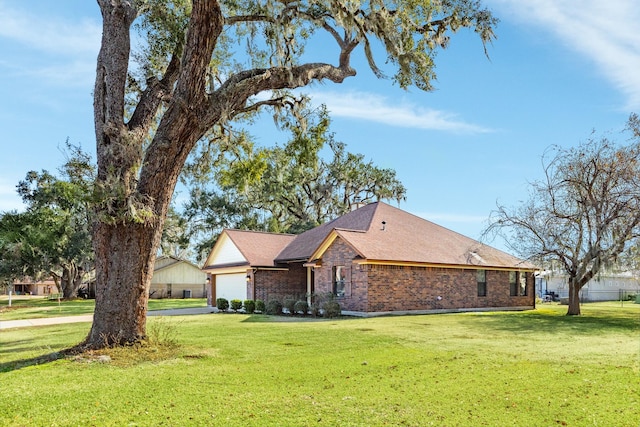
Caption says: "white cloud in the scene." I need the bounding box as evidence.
[0,3,100,88]
[487,0,640,110]
[0,3,100,56]
[307,90,492,134]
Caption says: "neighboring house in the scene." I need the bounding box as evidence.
[203,202,537,315]
[149,255,208,299]
[541,270,640,301]
[11,278,58,296]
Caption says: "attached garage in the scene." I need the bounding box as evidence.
[202,229,297,308]
[214,273,247,302]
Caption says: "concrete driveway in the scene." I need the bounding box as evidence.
[0,307,216,330]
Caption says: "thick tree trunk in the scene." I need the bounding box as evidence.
[566,279,581,316]
[60,272,75,299]
[82,220,162,348]
[60,264,84,299]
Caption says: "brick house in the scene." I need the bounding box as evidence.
[202,202,537,315]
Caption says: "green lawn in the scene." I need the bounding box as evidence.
[1,302,638,426]
[0,296,207,320]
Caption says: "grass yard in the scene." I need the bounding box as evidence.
[1,302,638,426]
[0,296,207,320]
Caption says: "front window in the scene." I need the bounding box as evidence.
[509,271,518,296]
[333,266,346,297]
[519,272,527,296]
[477,269,486,297]
[510,271,528,296]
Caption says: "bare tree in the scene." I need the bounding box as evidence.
[487,114,640,315]
[85,0,497,349]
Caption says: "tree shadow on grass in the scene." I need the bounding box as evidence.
[241,314,337,323]
[0,337,38,355]
[0,351,66,373]
[463,309,640,336]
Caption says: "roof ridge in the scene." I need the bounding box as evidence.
[362,201,380,231]
[333,227,367,233]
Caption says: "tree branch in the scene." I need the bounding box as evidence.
[128,53,181,133]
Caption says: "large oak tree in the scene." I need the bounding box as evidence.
[86,0,497,348]
[487,115,640,315]
[0,145,94,299]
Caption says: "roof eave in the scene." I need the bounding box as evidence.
[355,259,538,271]
[203,261,250,271]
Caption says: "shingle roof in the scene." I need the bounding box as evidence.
[154,255,202,272]
[225,229,296,267]
[275,203,378,261]
[279,202,535,270]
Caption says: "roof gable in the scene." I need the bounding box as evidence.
[275,203,378,261]
[202,231,248,268]
[203,229,296,269]
[154,255,203,273]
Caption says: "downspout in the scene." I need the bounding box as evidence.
[252,269,257,301]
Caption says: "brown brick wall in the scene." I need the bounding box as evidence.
[254,264,307,302]
[314,237,535,313]
[366,267,534,312]
[314,238,369,312]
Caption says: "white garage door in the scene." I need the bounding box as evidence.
[215,273,247,302]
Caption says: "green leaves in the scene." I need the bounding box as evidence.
[0,144,95,295]
[183,105,406,260]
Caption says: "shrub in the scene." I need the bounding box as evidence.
[216,298,229,311]
[255,300,265,313]
[244,299,256,314]
[309,292,333,317]
[283,298,297,315]
[230,299,243,312]
[309,302,321,317]
[293,300,309,315]
[265,299,283,315]
[322,300,341,318]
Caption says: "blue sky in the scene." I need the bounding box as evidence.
[1,1,639,251]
